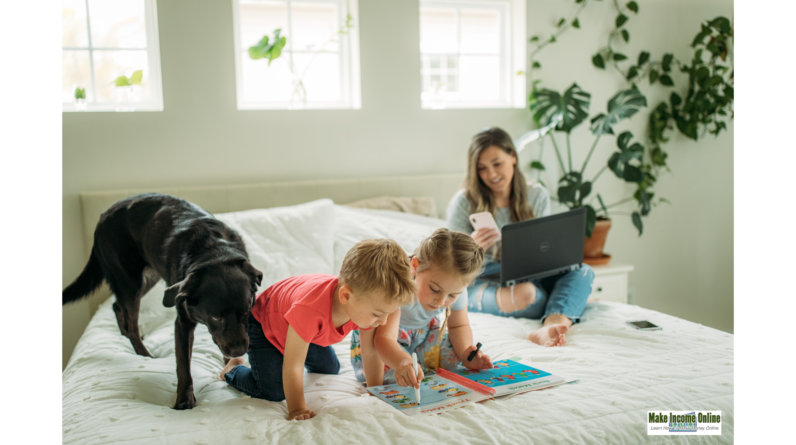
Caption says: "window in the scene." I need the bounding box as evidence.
[62,0,164,112]
[232,0,361,110]
[419,0,525,109]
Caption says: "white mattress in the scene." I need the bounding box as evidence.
[63,201,734,444]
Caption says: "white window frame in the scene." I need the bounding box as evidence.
[231,0,362,110]
[62,0,164,112]
[419,0,525,109]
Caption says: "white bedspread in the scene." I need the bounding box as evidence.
[63,201,733,444]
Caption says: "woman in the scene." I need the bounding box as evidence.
[446,127,594,347]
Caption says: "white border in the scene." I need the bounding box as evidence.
[62,0,164,112]
[232,0,362,110]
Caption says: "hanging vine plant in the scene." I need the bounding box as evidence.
[520,0,733,237]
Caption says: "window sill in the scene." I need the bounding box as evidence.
[62,102,163,113]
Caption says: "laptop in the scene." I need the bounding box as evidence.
[481,208,586,287]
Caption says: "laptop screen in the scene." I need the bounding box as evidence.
[500,208,586,282]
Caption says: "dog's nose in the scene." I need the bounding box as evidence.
[226,341,248,358]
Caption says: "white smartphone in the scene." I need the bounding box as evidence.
[626,320,662,331]
[469,212,501,240]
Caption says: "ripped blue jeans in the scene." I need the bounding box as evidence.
[466,262,594,324]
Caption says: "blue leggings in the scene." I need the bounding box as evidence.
[467,262,594,323]
[224,313,340,401]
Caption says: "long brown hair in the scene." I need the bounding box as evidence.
[464,127,535,223]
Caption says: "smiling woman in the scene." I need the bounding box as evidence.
[446,127,595,348]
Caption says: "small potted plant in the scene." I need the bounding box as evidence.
[73,84,87,111]
[112,69,143,106]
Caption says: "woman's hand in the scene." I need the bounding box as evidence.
[395,357,424,388]
[460,345,493,370]
[288,408,316,421]
[471,228,500,250]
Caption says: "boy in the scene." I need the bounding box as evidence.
[220,239,416,420]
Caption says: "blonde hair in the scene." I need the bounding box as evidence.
[465,127,535,223]
[339,239,417,306]
[412,228,484,285]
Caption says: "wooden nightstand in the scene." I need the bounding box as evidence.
[587,261,634,304]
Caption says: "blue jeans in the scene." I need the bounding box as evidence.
[224,313,341,401]
[467,262,594,323]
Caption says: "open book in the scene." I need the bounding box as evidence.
[367,358,567,415]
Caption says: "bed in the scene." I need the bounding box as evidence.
[63,179,734,444]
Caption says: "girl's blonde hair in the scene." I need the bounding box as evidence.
[412,228,484,284]
[464,127,535,223]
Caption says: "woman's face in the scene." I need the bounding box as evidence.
[476,145,516,197]
[411,258,466,312]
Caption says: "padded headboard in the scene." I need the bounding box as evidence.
[78,173,465,312]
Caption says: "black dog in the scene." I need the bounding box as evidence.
[63,193,263,410]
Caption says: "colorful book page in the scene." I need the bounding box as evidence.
[450,359,551,388]
[367,375,487,415]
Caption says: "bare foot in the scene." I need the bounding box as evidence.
[528,324,569,347]
[219,357,245,380]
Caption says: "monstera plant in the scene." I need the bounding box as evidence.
[519,0,733,246]
[527,83,651,239]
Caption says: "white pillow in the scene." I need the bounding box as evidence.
[215,199,336,289]
[332,205,446,274]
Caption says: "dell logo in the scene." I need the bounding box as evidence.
[540,241,550,252]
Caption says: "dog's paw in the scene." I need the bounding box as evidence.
[173,393,197,410]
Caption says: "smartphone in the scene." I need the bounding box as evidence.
[469,212,501,240]
[626,320,662,331]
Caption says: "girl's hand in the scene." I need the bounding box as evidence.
[461,345,493,370]
[395,358,424,388]
[288,408,316,421]
[471,228,500,250]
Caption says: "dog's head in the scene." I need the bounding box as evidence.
[163,260,263,358]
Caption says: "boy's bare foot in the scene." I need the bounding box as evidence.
[528,324,569,347]
[219,357,245,380]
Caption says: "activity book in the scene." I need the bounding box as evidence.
[367,359,566,415]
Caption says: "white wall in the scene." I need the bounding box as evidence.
[62,0,733,368]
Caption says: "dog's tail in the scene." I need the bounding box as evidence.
[63,249,105,305]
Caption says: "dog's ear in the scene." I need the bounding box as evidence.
[242,261,263,289]
[163,272,200,308]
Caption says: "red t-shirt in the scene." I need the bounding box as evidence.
[251,274,364,354]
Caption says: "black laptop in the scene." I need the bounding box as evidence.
[482,208,586,286]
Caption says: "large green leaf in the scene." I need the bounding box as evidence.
[129,70,143,85]
[607,131,645,183]
[530,83,591,133]
[113,75,131,87]
[513,115,561,152]
[632,211,643,236]
[589,87,647,135]
[248,29,287,65]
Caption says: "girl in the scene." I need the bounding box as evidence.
[446,127,595,347]
[350,228,493,388]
